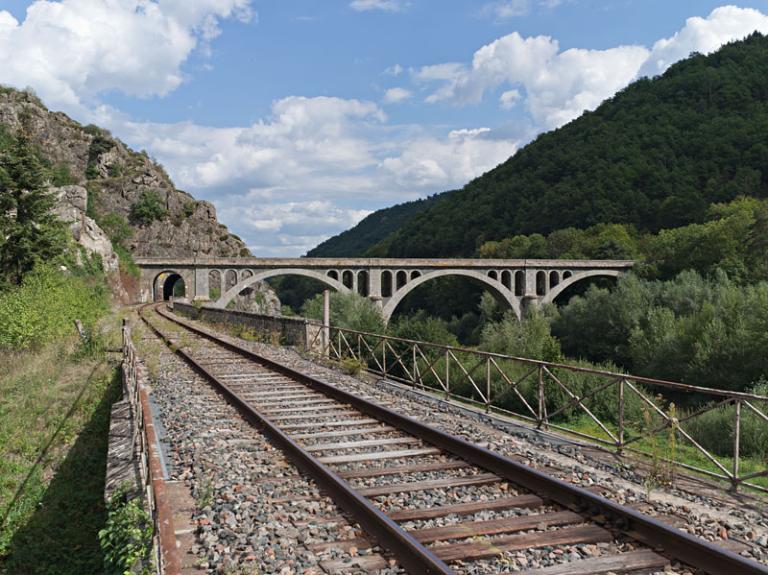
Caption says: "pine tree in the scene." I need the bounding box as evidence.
[0,134,68,286]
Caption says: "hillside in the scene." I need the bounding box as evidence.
[0,87,248,259]
[351,33,768,257]
[307,195,437,256]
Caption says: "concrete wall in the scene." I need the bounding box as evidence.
[173,302,314,348]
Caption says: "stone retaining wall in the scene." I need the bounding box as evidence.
[173,302,321,350]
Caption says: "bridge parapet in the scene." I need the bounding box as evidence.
[135,257,634,321]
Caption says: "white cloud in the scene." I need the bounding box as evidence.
[0,0,253,114]
[349,0,405,13]
[482,0,532,20]
[420,6,768,131]
[418,31,648,129]
[384,64,404,76]
[641,5,768,76]
[499,89,521,110]
[383,87,412,104]
[380,127,518,190]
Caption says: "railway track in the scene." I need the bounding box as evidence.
[141,304,768,575]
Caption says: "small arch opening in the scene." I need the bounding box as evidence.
[357,270,369,297]
[501,270,511,290]
[488,270,498,281]
[241,269,254,282]
[225,269,238,291]
[381,270,393,298]
[536,271,547,296]
[563,271,573,280]
[396,270,408,290]
[342,270,354,289]
[160,273,185,301]
[327,270,339,281]
[209,270,222,300]
[514,271,525,297]
[411,270,421,280]
[549,270,560,288]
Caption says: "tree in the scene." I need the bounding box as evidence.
[0,135,68,286]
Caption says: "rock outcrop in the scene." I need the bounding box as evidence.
[0,88,248,259]
[0,87,279,307]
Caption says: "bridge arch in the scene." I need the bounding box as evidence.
[153,270,188,301]
[381,269,521,323]
[540,270,622,305]
[213,268,352,309]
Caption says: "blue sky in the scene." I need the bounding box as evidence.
[1,1,767,255]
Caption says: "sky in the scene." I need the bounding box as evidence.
[1,1,768,256]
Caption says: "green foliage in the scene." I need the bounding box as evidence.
[99,485,153,575]
[129,190,167,226]
[362,34,768,257]
[479,223,641,261]
[86,131,113,180]
[183,201,197,218]
[302,292,385,334]
[553,271,768,393]
[480,309,562,363]
[98,213,133,246]
[0,135,70,286]
[389,310,459,346]
[0,265,108,350]
[50,162,77,186]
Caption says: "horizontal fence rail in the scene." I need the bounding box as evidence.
[306,323,768,494]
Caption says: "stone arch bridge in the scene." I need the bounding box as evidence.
[136,258,634,323]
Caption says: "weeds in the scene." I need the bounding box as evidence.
[98,483,154,575]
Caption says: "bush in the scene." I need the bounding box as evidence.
[0,265,109,350]
[302,292,385,334]
[129,191,167,226]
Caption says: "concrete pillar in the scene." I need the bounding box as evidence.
[524,269,537,297]
[368,269,382,298]
[193,267,209,301]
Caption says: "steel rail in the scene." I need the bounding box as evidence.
[153,305,768,575]
[141,306,453,575]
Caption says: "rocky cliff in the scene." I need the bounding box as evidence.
[0,88,248,259]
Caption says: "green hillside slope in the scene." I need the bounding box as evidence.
[307,195,437,257]
[361,33,768,257]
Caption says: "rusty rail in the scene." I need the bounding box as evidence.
[122,317,181,575]
[306,323,768,494]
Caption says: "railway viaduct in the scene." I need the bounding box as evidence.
[136,257,633,322]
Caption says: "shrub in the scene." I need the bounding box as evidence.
[0,265,109,350]
[129,191,167,226]
[302,292,385,334]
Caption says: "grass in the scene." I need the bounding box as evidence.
[0,311,124,574]
[562,415,768,492]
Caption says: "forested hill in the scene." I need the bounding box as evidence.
[332,33,768,258]
[307,195,437,257]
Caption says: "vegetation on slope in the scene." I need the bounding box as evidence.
[0,119,121,572]
[363,33,768,257]
[307,195,438,257]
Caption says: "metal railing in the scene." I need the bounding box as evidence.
[307,324,768,494]
[122,319,181,575]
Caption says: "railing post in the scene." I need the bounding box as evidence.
[445,349,450,399]
[537,364,545,429]
[322,289,330,358]
[412,344,418,387]
[732,399,741,492]
[486,356,491,413]
[618,379,625,454]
